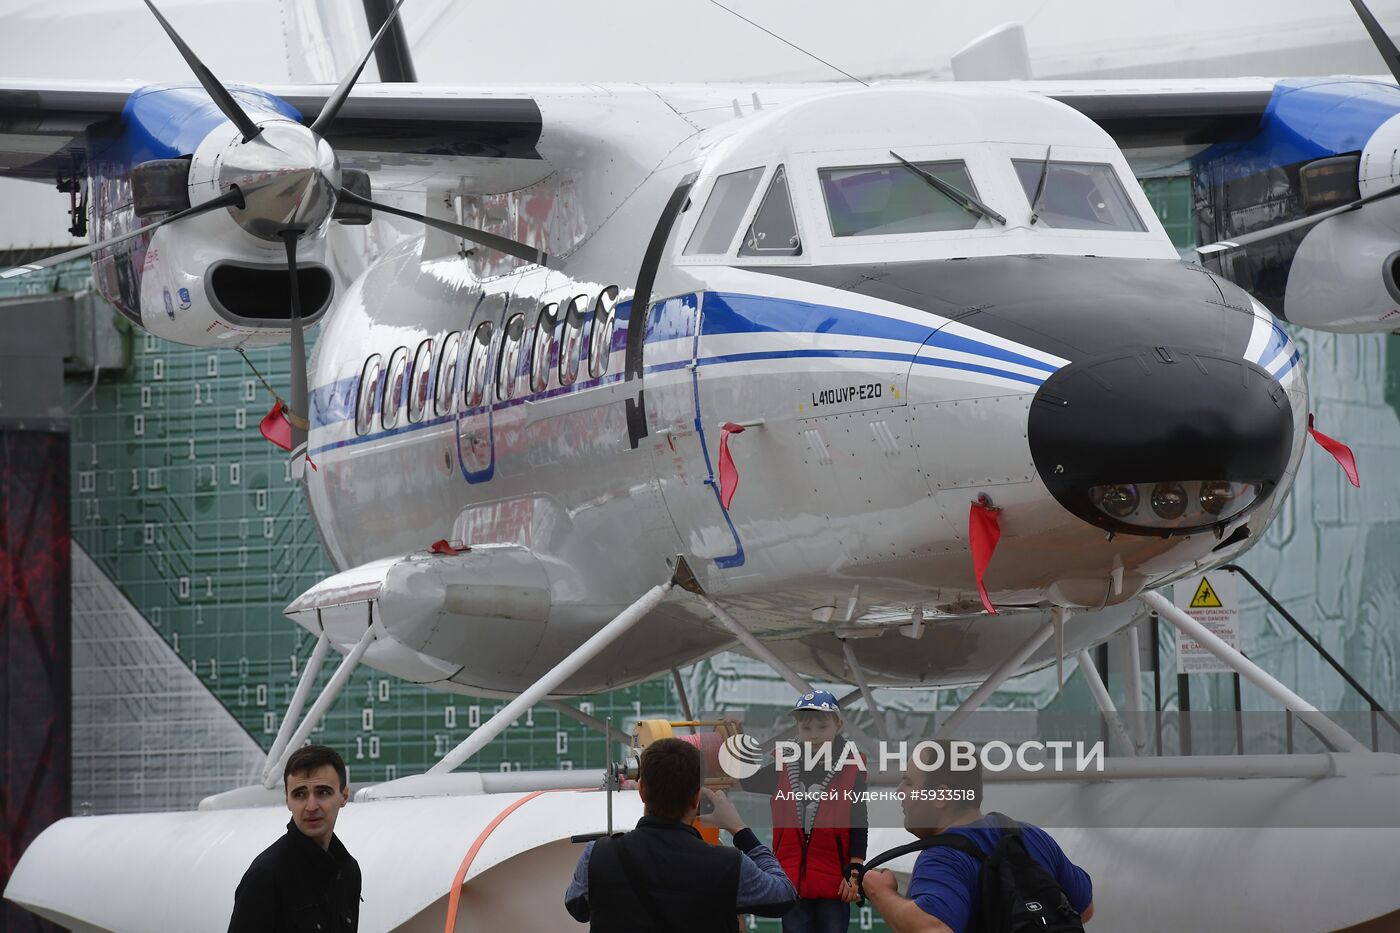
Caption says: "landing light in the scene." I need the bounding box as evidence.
[1149,482,1187,520]
[1199,480,1243,516]
[1091,484,1139,519]
[1089,480,1258,531]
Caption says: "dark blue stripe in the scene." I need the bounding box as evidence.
[309,345,1046,454]
[1271,351,1301,381]
[309,290,1054,452]
[702,292,1057,373]
[1256,321,1291,369]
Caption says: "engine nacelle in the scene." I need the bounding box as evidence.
[1276,109,1400,333]
[1194,80,1400,334]
[88,87,339,347]
[1282,195,1400,333]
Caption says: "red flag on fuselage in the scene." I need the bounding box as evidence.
[969,497,1002,615]
[718,422,745,510]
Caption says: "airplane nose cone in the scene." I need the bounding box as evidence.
[1028,346,1295,535]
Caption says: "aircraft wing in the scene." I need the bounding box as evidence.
[2,75,1292,188]
[0,78,554,194]
[1030,77,1280,148]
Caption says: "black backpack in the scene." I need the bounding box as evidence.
[858,813,1085,933]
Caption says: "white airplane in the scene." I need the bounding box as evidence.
[4,1,1400,930]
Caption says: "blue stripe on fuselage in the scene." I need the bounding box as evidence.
[1256,320,1291,368]
[306,291,1053,449]
[701,292,1058,373]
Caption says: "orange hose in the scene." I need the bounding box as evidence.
[442,790,550,933]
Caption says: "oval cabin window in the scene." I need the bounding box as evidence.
[463,322,494,409]
[590,286,619,379]
[356,354,382,436]
[435,331,462,416]
[381,347,408,429]
[531,304,559,394]
[558,295,588,387]
[498,313,525,401]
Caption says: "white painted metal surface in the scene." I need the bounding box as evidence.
[6,789,645,933]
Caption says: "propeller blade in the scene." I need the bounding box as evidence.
[141,0,264,143]
[1197,179,1400,253]
[0,187,245,281]
[1348,0,1400,85]
[309,0,410,135]
[337,187,561,269]
[281,231,312,480]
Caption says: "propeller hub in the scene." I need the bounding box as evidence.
[216,121,340,242]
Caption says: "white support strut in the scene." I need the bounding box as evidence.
[1121,622,1147,754]
[1122,624,1144,714]
[543,699,632,746]
[842,639,891,742]
[937,619,1055,739]
[694,592,814,696]
[691,592,884,751]
[1075,648,1138,757]
[1141,591,1367,753]
[427,581,674,775]
[262,630,331,784]
[264,626,375,788]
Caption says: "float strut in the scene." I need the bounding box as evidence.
[265,626,374,788]
[1141,591,1366,753]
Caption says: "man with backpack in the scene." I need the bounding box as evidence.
[862,741,1093,933]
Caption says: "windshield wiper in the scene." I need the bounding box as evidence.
[1029,145,1052,225]
[888,150,1006,226]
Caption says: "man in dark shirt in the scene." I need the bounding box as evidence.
[565,737,796,931]
[228,744,361,933]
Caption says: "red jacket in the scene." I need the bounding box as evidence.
[768,753,863,899]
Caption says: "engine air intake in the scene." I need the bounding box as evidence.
[208,261,333,324]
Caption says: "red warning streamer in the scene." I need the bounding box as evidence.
[259,400,293,452]
[969,495,1002,616]
[259,401,316,471]
[718,422,745,510]
[1308,413,1360,488]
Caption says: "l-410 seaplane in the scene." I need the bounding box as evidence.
[5,1,1400,930]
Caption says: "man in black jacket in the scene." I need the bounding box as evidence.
[228,744,361,932]
[565,737,796,931]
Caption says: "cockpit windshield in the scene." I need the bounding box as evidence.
[1012,160,1146,232]
[819,160,986,236]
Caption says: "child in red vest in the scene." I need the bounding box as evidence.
[742,690,868,933]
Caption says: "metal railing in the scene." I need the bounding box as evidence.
[1220,564,1400,752]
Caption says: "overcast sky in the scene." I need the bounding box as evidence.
[4,0,1400,85]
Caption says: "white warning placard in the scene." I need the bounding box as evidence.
[1174,572,1240,674]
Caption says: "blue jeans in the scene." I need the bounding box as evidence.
[782,897,851,933]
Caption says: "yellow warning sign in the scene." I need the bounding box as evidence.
[1189,577,1224,609]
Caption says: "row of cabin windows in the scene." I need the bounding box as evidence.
[353,286,619,436]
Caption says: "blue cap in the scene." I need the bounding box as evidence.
[792,690,841,713]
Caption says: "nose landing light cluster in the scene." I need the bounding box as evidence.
[1089,480,1257,531]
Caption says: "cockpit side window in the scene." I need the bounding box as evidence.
[1012,160,1146,232]
[820,160,983,236]
[739,165,801,257]
[684,167,764,255]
